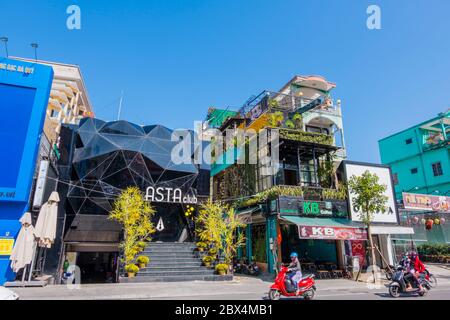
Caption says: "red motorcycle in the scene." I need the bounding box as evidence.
[268,266,316,300]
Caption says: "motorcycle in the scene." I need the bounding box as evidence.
[242,261,261,276]
[424,269,437,288]
[268,266,316,300]
[388,266,431,298]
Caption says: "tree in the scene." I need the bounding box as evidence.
[109,187,156,264]
[220,207,246,265]
[348,171,388,282]
[195,200,246,267]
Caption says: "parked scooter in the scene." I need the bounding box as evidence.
[268,266,316,300]
[242,260,261,276]
[388,266,431,298]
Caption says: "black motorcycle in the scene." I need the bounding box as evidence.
[242,261,261,276]
[388,266,431,298]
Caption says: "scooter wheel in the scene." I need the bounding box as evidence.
[303,289,315,300]
[418,289,427,297]
[389,285,400,298]
[268,289,281,301]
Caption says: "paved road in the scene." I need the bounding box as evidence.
[11,279,450,300]
[10,264,450,300]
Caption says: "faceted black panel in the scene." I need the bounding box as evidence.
[65,119,210,218]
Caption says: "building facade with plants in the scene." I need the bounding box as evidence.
[205,76,369,274]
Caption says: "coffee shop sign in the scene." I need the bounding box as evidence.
[145,187,197,204]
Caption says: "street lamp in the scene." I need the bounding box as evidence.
[0,36,8,57]
[31,43,38,61]
[406,186,419,192]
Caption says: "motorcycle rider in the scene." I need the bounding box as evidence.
[409,251,425,293]
[287,252,302,295]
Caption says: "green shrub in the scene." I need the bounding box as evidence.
[136,256,150,265]
[125,264,139,273]
[209,248,218,255]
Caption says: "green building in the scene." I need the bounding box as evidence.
[378,109,450,252]
[378,109,450,200]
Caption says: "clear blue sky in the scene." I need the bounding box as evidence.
[1,0,449,163]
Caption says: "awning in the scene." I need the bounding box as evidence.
[370,225,414,235]
[280,216,367,241]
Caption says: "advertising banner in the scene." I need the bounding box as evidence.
[297,225,367,240]
[344,162,398,224]
[403,192,450,212]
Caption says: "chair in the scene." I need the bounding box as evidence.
[330,264,343,278]
[307,264,318,278]
[317,264,330,279]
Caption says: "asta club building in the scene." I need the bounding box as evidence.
[44,118,210,283]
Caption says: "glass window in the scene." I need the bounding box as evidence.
[410,168,418,174]
[393,173,399,185]
[405,138,413,145]
[432,162,443,177]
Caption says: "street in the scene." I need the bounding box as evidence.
[11,264,450,300]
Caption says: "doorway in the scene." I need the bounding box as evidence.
[76,252,118,283]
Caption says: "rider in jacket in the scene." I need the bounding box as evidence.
[287,252,302,295]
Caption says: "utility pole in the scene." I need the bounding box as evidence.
[117,90,124,121]
[0,37,8,57]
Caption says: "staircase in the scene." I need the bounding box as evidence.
[120,242,232,282]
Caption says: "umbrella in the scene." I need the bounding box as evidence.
[9,212,35,273]
[34,191,60,248]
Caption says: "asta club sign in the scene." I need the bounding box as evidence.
[145,187,197,204]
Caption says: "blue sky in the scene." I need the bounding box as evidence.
[1,0,449,163]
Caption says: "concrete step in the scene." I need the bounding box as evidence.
[147,261,202,267]
[121,274,233,283]
[141,266,207,272]
[143,253,195,257]
[143,249,195,254]
[137,269,214,276]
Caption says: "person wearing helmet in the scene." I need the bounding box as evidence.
[287,252,302,295]
[409,251,425,292]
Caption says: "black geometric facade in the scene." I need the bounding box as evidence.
[60,118,210,242]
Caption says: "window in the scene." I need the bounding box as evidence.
[432,162,443,177]
[393,173,399,185]
[405,138,413,145]
[410,168,418,174]
[49,109,59,118]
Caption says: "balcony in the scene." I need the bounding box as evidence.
[237,184,347,208]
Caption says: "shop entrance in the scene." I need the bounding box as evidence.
[76,252,118,284]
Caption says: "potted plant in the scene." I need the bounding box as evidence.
[125,264,139,278]
[202,255,213,268]
[215,263,228,276]
[137,241,147,252]
[196,242,207,252]
[209,247,218,256]
[136,255,150,268]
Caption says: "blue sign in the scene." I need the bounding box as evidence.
[0,57,53,284]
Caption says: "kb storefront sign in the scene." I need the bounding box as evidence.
[278,197,348,218]
[145,187,197,204]
[298,225,367,241]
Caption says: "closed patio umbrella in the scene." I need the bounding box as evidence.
[9,212,35,273]
[34,191,60,248]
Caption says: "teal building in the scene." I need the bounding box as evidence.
[379,110,450,252]
[379,110,450,200]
